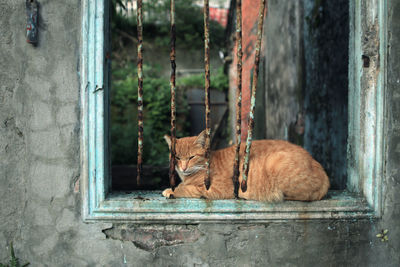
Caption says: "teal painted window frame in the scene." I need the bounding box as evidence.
[80,0,386,222]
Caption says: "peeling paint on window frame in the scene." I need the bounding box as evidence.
[80,0,386,223]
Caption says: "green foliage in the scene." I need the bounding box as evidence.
[112,0,226,50]
[111,62,189,166]
[177,66,229,92]
[110,0,228,166]
[0,243,29,267]
[111,63,228,166]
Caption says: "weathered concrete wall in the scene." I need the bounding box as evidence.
[263,0,304,142]
[1,0,400,266]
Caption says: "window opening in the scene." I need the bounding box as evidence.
[111,0,343,193]
[80,0,387,222]
[113,0,267,195]
[110,0,230,192]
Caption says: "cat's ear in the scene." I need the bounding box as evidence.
[194,130,207,148]
[164,135,172,149]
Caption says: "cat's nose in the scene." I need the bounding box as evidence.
[181,161,188,171]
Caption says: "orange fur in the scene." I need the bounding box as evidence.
[163,131,330,202]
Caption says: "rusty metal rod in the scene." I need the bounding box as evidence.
[203,0,211,190]
[241,0,267,193]
[232,0,242,198]
[136,0,143,186]
[169,0,177,190]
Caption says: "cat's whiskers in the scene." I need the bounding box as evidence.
[176,165,206,178]
[186,165,206,175]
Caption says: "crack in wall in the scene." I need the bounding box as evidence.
[102,224,203,252]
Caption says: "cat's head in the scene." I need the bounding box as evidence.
[164,130,208,179]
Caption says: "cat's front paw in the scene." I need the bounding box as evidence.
[162,188,175,199]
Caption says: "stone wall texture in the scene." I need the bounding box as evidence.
[1,0,400,266]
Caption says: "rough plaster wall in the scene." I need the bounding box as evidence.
[385,0,400,263]
[0,0,28,253]
[0,0,399,266]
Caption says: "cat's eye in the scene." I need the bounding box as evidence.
[175,156,180,160]
[189,156,195,160]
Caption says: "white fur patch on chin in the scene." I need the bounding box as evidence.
[175,167,185,181]
[176,166,205,180]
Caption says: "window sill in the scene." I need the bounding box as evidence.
[84,190,374,223]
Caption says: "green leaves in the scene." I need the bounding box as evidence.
[110,0,227,166]
[0,243,29,267]
[376,229,389,242]
[177,66,229,92]
[111,63,189,166]
[112,0,225,50]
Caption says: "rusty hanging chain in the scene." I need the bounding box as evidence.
[136,0,143,186]
[232,0,242,198]
[241,0,267,193]
[203,0,211,190]
[169,0,177,190]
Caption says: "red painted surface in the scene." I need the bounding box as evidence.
[230,0,265,141]
[210,7,228,27]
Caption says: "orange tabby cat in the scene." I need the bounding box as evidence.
[162,130,329,201]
